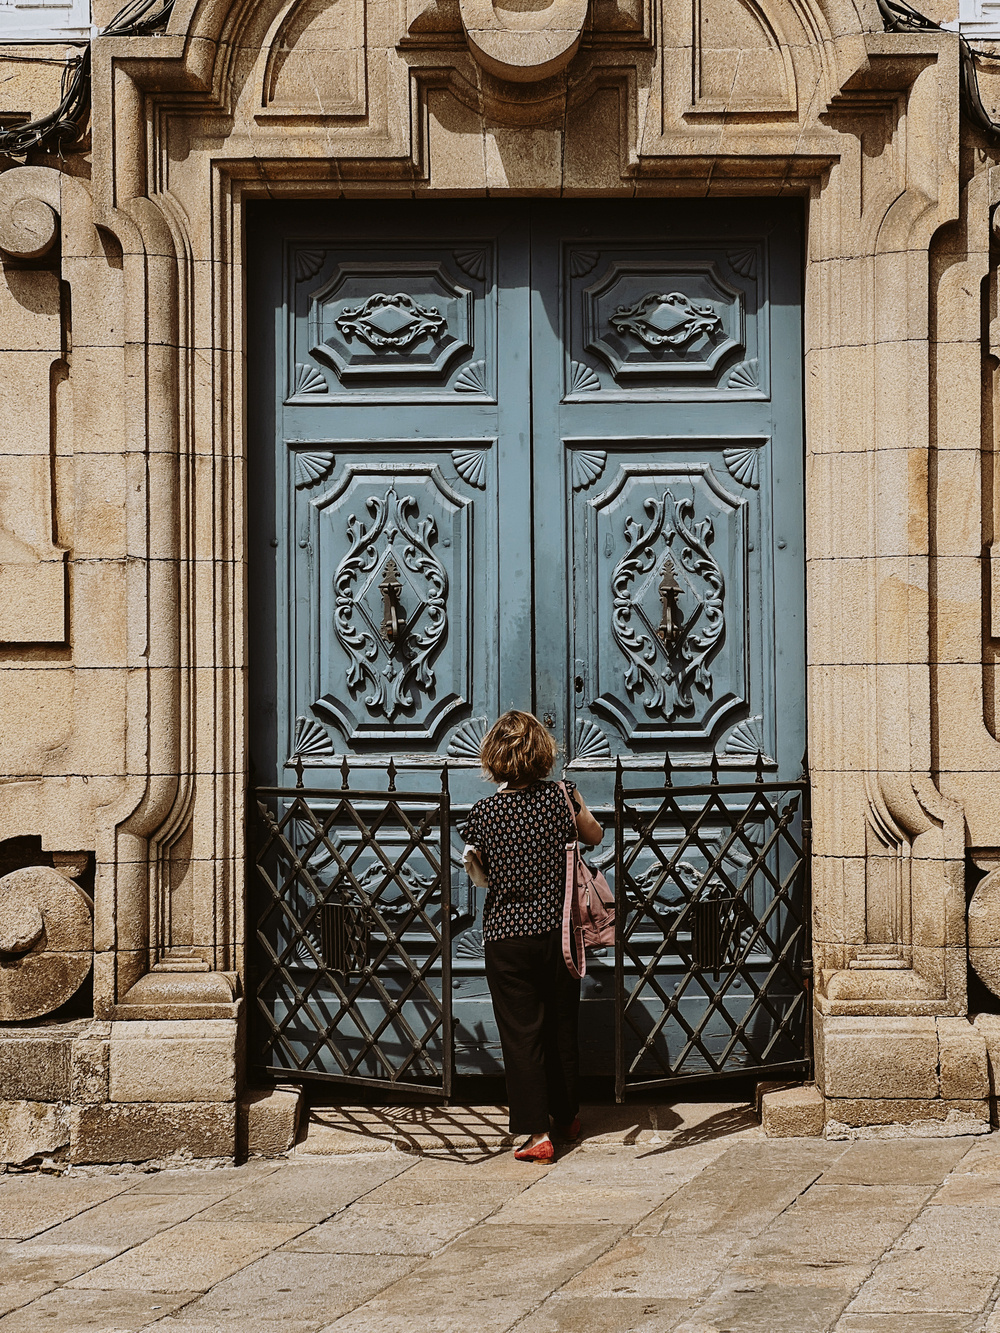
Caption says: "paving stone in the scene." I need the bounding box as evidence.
[286,1199,506,1254]
[324,1222,621,1330]
[632,1140,843,1239]
[834,1314,983,1332]
[732,1184,932,1270]
[483,1182,667,1226]
[513,1294,697,1332]
[123,1161,282,1195]
[65,1219,307,1293]
[0,1175,131,1240]
[351,1172,521,1209]
[0,1241,115,1317]
[688,1275,859,1333]
[199,1155,416,1223]
[818,1138,975,1186]
[148,1321,323,1333]
[930,1172,1000,1205]
[560,1233,730,1300]
[847,1209,1000,1314]
[0,1288,196,1330]
[177,1250,421,1323]
[384,1151,551,1182]
[14,1191,227,1256]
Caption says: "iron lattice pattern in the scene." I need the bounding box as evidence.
[251,767,453,1096]
[614,758,811,1098]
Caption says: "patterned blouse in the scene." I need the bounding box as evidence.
[460,779,580,942]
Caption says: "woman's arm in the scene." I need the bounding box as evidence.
[572,790,603,846]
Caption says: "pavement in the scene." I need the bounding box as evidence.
[2,1100,1000,1332]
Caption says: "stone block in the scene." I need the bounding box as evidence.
[825,1097,990,1138]
[753,1079,796,1114]
[0,1027,73,1100]
[818,1016,939,1100]
[937,1016,989,1099]
[70,1102,236,1164]
[0,1099,69,1164]
[108,1018,237,1103]
[760,1084,825,1138]
[239,1086,304,1157]
[70,1022,111,1104]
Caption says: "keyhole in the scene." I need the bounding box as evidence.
[574,676,584,694]
[543,712,555,728]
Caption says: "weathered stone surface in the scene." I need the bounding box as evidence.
[819,1139,974,1186]
[0,1175,131,1241]
[69,1102,236,1164]
[937,1017,990,1100]
[69,1021,111,1104]
[0,1025,78,1100]
[66,1219,307,1294]
[108,1020,237,1104]
[200,1156,414,1224]
[819,1017,939,1101]
[825,1100,988,1138]
[760,1083,825,1137]
[240,1086,303,1157]
[0,1288,197,1332]
[0,1098,69,1164]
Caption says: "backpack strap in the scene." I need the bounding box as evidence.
[558,780,580,841]
[559,783,585,979]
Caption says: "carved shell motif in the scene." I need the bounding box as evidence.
[455,360,488,394]
[727,248,757,279]
[448,716,487,758]
[722,446,759,489]
[570,361,601,394]
[720,716,773,762]
[572,450,607,491]
[295,250,325,282]
[294,363,328,395]
[291,716,335,759]
[570,250,599,277]
[452,449,487,488]
[725,358,759,391]
[295,451,336,488]
[454,248,487,281]
[576,720,611,760]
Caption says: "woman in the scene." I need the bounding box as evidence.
[461,710,603,1162]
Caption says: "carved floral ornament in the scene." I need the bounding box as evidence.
[611,293,723,349]
[335,294,447,351]
[332,486,449,721]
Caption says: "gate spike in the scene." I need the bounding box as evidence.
[340,755,351,791]
[755,749,765,784]
[440,760,450,794]
[710,750,720,786]
[294,754,304,790]
[614,755,623,800]
[663,749,673,787]
[386,756,397,793]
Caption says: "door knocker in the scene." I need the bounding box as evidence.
[657,557,683,646]
[379,556,406,643]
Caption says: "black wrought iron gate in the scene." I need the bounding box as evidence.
[249,758,810,1099]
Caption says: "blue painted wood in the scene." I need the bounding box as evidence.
[248,200,804,1081]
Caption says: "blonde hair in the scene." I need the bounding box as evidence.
[480,710,558,786]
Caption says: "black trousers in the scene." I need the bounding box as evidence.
[484,926,581,1136]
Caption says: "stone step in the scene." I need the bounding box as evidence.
[293,1099,762,1155]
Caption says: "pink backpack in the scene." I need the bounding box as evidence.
[559,781,615,979]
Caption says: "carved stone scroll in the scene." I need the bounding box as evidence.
[0,865,93,1021]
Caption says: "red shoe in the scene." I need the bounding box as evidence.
[557,1117,581,1143]
[514,1137,555,1162]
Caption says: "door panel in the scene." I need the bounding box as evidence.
[248,199,805,1084]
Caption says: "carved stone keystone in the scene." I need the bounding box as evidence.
[459,0,588,81]
[0,866,93,1021]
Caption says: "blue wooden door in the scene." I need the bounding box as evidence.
[248,200,804,1081]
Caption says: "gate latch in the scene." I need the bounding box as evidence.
[379,556,405,642]
[657,557,682,646]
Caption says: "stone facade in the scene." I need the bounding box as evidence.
[2,0,1000,1159]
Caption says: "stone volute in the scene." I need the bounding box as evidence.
[969,868,1000,997]
[459,0,589,81]
[0,866,93,1021]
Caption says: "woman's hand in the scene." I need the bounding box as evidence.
[573,790,603,846]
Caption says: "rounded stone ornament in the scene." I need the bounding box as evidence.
[0,866,93,1021]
